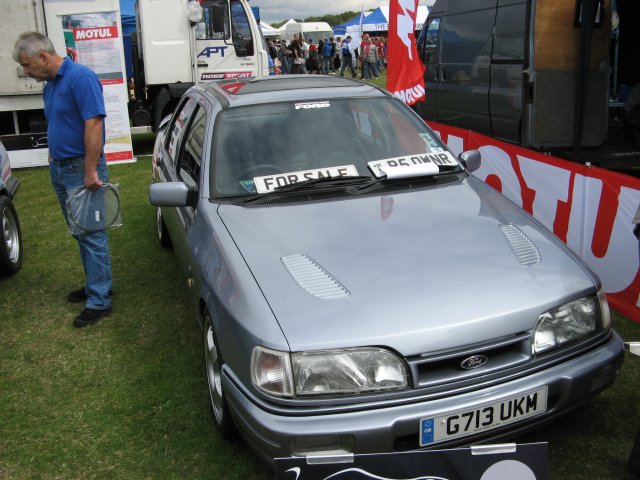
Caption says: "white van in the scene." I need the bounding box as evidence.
[284,22,333,43]
[416,0,610,150]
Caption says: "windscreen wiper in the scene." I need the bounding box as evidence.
[243,175,372,203]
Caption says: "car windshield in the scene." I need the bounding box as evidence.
[212,97,455,197]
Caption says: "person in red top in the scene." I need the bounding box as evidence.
[358,33,370,79]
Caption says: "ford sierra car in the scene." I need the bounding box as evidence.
[149,75,623,465]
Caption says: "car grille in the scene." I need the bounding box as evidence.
[405,332,532,392]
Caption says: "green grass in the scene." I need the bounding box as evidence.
[0,159,270,479]
[1,158,640,479]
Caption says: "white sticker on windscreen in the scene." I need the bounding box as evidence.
[294,101,331,110]
[368,152,458,179]
[254,165,359,193]
[420,133,446,153]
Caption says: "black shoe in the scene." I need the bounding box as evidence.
[73,308,112,328]
[67,287,113,303]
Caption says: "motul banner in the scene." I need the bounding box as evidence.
[387,0,425,106]
[429,121,640,323]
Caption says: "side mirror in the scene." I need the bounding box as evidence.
[458,149,481,172]
[149,182,195,207]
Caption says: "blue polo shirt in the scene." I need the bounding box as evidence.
[44,57,106,160]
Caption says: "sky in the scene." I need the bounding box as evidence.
[118,0,388,27]
[250,0,381,25]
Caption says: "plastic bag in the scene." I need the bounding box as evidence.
[65,183,122,236]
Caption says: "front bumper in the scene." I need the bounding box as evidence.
[222,330,624,465]
[5,175,20,199]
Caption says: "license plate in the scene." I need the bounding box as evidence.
[420,386,548,446]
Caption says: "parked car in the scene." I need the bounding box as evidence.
[0,140,23,276]
[149,75,623,465]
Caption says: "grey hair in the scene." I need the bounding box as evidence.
[12,31,56,62]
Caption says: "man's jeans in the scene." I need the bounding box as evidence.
[339,56,356,77]
[364,60,378,79]
[321,57,331,75]
[50,156,112,310]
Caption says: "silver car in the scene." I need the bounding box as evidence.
[149,76,623,465]
[0,140,23,276]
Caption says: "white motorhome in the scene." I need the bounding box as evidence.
[283,22,333,43]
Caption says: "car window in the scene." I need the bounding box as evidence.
[212,97,449,197]
[441,10,495,64]
[493,3,526,62]
[166,97,199,166]
[196,0,230,40]
[418,16,441,63]
[230,0,254,56]
[178,106,207,190]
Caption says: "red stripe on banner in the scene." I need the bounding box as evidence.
[428,121,640,323]
[106,151,134,161]
[387,0,425,106]
[100,78,124,86]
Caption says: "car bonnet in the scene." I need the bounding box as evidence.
[217,176,597,355]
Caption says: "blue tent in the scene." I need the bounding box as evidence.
[362,7,388,30]
[332,13,364,36]
[119,0,135,16]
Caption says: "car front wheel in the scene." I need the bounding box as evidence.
[0,195,23,276]
[203,311,236,439]
[156,206,171,248]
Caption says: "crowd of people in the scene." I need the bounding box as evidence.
[266,33,387,80]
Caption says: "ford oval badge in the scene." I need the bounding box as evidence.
[460,355,488,370]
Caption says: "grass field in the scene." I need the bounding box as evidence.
[1,156,640,479]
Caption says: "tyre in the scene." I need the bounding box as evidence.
[203,311,236,439]
[0,195,23,276]
[156,207,172,248]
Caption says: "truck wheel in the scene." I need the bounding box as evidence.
[132,107,152,127]
[0,195,23,276]
[203,311,236,439]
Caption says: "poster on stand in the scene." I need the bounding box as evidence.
[61,11,134,164]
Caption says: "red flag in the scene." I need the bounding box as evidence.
[387,0,425,106]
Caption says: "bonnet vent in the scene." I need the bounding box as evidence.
[281,254,350,300]
[500,224,542,267]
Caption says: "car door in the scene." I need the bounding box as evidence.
[161,94,209,296]
[416,14,442,121]
[488,0,527,143]
[437,4,496,134]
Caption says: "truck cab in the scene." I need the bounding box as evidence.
[132,0,268,129]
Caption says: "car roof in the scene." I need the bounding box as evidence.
[195,75,391,108]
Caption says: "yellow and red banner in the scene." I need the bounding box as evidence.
[387,0,425,106]
[430,121,640,323]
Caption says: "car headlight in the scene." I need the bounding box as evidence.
[251,346,408,398]
[533,293,607,355]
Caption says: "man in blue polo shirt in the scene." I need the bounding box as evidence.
[13,31,113,328]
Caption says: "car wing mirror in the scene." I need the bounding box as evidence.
[149,182,196,207]
[458,149,481,172]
